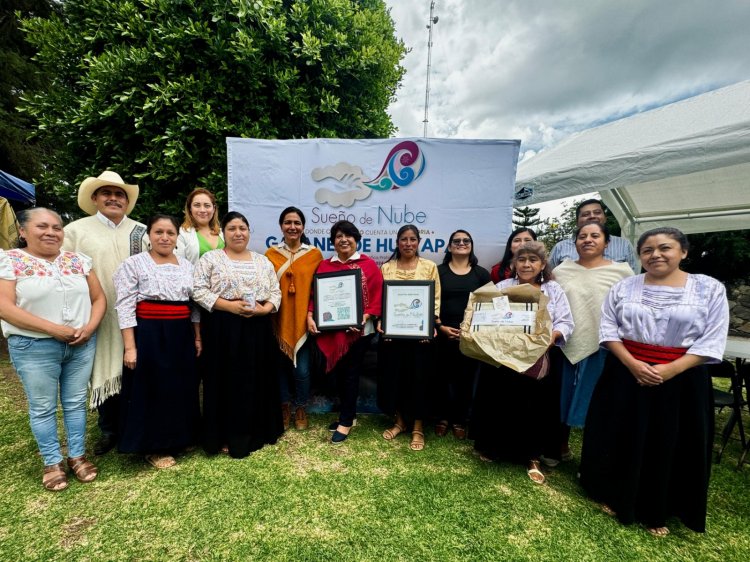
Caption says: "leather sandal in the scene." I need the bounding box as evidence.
[452,424,467,440]
[382,423,405,440]
[410,430,425,451]
[145,454,176,469]
[647,526,670,537]
[43,462,69,491]
[435,420,449,437]
[527,460,545,484]
[67,456,98,483]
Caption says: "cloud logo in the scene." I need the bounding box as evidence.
[312,141,426,208]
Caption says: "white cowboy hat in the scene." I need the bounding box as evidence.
[78,170,139,215]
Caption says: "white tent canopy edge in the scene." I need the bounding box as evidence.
[514,80,750,243]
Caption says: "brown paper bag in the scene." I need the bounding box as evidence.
[459,282,552,372]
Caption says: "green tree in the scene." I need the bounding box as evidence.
[536,197,622,252]
[683,230,750,287]
[21,0,406,218]
[0,0,57,187]
[512,206,543,229]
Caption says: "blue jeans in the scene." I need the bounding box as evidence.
[279,342,311,408]
[8,335,96,466]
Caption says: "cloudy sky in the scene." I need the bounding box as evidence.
[384,0,750,167]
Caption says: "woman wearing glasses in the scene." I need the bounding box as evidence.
[432,230,491,439]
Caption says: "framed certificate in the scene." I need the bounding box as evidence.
[381,280,435,340]
[313,269,363,331]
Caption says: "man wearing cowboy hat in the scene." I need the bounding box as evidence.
[63,170,148,454]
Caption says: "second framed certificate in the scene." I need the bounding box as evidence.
[381,280,435,339]
[313,269,363,331]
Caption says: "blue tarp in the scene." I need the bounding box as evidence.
[0,170,36,204]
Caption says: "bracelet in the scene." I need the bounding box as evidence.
[195,338,202,342]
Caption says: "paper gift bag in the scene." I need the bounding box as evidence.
[459,282,552,373]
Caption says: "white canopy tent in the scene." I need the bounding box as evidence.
[515,80,750,242]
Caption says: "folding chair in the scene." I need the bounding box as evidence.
[736,363,750,469]
[710,359,746,463]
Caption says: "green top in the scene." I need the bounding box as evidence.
[196,230,224,256]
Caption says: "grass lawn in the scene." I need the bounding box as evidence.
[1,347,749,561]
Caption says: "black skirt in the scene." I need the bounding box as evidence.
[471,357,560,464]
[119,301,199,454]
[579,354,713,532]
[377,338,433,420]
[201,309,283,458]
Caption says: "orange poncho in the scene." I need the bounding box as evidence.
[265,245,323,365]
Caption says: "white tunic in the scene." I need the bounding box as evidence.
[599,273,729,363]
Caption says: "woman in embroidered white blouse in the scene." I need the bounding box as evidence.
[0,208,106,492]
[193,211,283,458]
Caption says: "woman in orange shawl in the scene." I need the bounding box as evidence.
[265,207,323,431]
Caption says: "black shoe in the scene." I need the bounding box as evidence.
[94,434,117,455]
[331,430,349,444]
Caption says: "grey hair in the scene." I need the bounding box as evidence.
[17,207,64,248]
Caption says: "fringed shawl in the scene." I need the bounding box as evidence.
[265,245,323,365]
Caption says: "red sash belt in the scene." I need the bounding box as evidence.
[136,301,191,320]
[622,339,688,364]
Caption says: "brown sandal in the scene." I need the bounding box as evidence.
[382,423,405,441]
[43,462,69,491]
[67,455,98,483]
[410,430,425,451]
[145,454,176,469]
[435,420,449,437]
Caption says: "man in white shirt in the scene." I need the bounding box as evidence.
[549,199,638,272]
[63,171,147,454]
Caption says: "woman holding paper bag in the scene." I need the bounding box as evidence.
[553,223,633,459]
[580,227,728,536]
[472,241,574,484]
[377,225,441,451]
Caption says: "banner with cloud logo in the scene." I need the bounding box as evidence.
[227,137,519,268]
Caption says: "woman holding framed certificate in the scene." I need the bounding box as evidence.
[377,225,440,451]
[307,220,383,444]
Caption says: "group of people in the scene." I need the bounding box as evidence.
[0,179,729,537]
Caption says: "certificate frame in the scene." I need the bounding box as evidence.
[381,280,435,340]
[313,269,363,331]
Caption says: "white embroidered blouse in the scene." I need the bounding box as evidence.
[192,249,281,312]
[113,252,200,329]
[0,249,93,338]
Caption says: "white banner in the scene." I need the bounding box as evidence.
[226,138,519,268]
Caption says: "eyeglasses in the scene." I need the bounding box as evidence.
[451,238,472,246]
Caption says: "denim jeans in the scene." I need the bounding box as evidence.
[8,334,97,466]
[279,341,311,408]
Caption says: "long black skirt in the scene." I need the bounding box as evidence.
[471,359,560,464]
[119,303,199,454]
[201,309,283,458]
[579,354,713,532]
[377,338,432,421]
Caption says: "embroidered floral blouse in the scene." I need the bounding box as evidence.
[192,249,281,312]
[0,249,93,338]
